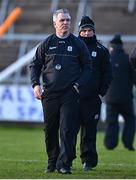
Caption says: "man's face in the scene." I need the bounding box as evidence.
[109,46,114,53]
[80,27,94,37]
[53,13,71,34]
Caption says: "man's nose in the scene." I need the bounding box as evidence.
[85,32,90,35]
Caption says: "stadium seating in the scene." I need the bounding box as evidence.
[0,0,136,73]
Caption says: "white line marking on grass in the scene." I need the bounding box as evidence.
[0,159,135,168]
[0,158,45,163]
[73,161,136,168]
[99,162,136,167]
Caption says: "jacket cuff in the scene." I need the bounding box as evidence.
[32,82,40,88]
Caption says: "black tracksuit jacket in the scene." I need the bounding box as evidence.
[79,35,112,98]
[30,33,92,98]
[105,47,135,103]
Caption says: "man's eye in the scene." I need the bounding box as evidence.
[66,19,70,22]
[60,19,65,22]
[60,19,70,22]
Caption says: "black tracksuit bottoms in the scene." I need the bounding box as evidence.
[80,96,101,167]
[104,102,135,149]
[41,87,80,170]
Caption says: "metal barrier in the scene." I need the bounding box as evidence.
[0,33,136,84]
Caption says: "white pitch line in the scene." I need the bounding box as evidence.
[0,159,135,168]
[0,158,45,163]
[73,161,136,168]
[98,162,136,167]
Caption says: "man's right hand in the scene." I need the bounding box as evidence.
[33,85,42,100]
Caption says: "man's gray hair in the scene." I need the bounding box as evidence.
[53,8,71,22]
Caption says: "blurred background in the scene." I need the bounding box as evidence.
[0,0,136,128]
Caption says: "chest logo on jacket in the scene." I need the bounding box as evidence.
[55,64,62,70]
[59,41,65,44]
[92,51,97,57]
[67,46,72,52]
[49,46,57,50]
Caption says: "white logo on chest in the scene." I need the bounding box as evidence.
[67,46,72,51]
[49,46,57,50]
[55,64,62,70]
[92,51,97,57]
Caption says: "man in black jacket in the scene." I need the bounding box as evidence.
[78,16,112,171]
[130,46,136,70]
[130,47,136,84]
[104,34,136,151]
[30,9,92,174]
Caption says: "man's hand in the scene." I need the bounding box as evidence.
[33,85,42,100]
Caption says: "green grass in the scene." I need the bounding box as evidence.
[0,126,135,179]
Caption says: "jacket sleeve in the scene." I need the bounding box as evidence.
[130,62,136,86]
[29,41,45,88]
[76,40,92,86]
[129,46,136,70]
[132,69,136,86]
[99,48,113,96]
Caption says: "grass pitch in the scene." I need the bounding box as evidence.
[0,125,135,179]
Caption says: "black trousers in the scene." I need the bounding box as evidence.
[80,96,101,168]
[41,88,80,170]
[104,102,135,149]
